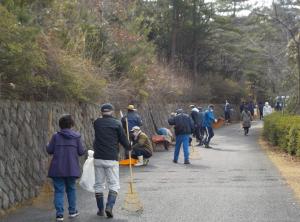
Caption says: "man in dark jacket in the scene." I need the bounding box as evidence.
[240,101,245,113]
[258,101,264,120]
[224,100,231,123]
[190,107,202,146]
[197,107,205,146]
[93,103,130,218]
[248,101,255,117]
[121,104,142,132]
[168,109,194,164]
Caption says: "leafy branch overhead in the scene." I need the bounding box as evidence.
[0,0,298,107]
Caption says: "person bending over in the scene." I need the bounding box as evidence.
[131,126,153,166]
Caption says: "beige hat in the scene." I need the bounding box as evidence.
[127,104,135,110]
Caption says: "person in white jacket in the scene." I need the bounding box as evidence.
[263,102,273,117]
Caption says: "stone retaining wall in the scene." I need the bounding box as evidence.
[0,101,100,212]
[0,100,240,212]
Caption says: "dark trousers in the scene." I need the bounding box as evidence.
[259,110,263,120]
[204,127,214,145]
[163,141,170,150]
[224,111,231,122]
[132,148,152,159]
[243,127,249,135]
[194,125,202,141]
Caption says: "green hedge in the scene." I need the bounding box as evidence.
[263,113,300,156]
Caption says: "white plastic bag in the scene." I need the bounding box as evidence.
[79,150,95,192]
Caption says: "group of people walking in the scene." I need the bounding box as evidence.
[46,100,275,221]
[240,101,273,136]
[46,103,152,221]
[168,104,218,164]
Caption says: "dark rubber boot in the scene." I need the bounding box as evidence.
[95,193,104,216]
[105,190,118,218]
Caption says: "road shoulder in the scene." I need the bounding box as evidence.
[259,138,300,203]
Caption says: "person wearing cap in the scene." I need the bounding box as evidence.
[202,104,217,148]
[168,109,194,164]
[121,104,143,132]
[93,103,131,218]
[263,102,273,117]
[130,126,153,166]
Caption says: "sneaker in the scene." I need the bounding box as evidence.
[134,162,144,166]
[69,211,80,218]
[56,215,64,221]
[184,160,191,164]
[204,144,212,148]
[173,160,178,163]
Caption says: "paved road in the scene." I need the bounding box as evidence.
[3,121,300,222]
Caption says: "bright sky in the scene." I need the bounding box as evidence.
[248,0,274,7]
[205,0,274,7]
[204,0,275,16]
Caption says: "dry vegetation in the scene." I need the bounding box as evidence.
[259,138,300,203]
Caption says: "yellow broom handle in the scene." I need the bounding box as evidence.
[125,117,134,193]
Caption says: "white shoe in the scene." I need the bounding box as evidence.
[69,211,80,218]
[134,156,144,166]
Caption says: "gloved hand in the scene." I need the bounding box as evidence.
[215,119,218,123]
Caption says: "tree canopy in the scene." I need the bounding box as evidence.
[0,0,298,107]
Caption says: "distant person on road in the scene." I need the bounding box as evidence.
[168,109,194,164]
[240,101,245,113]
[131,126,153,166]
[241,107,252,136]
[202,104,218,148]
[93,103,131,218]
[263,102,273,117]
[197,106,205,146]
[258,101,264,120]
[275,101,282,111]
[190,106,202,145]
[224,100,231,123]
[157,127,173,150]
[248,101,255,117]
[46,114,85,222]
[121,104,142,132]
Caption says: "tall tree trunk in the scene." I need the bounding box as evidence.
[192,0,198,78]
[171,0,178,66]
[233,0,236,17]
[297,43,300,108]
